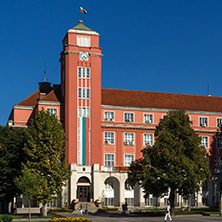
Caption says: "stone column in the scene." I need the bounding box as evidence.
[92,164,100,201]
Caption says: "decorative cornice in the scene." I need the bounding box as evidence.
[101,105,222,116]
[63,51,79,55]
[62,51,103,58]
[38,101,62,106]
[13,105,34,110]
[89,52,103,58]
[101,124,155,131]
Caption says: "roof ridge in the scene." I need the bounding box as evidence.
[101,88,222,99]
[17,89,40,106]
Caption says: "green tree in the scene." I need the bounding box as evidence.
[15,165,47,222]
[128,110,210,215]
[17,109,70,216]
[0,126,26,213]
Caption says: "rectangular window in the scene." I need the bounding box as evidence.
[78,67,81,78]
[105,198,114,206]
[104,132,114,145]
[78,88,81,98]
[104,154,114,166]
[77,36,91,47]
[104,111,114,121]
[145,197,153,206]
[144,114,153,124]
[125,198,134,206]
[78,107,90,117]
[78,67,90,79]
[87,68,90,78]
[143,134,154,146]
[124,133,134,146]
[47,108,57,116]
[199,117,208,127]
[78,88,90,99]
[124,155,134,166]
[200,136,208,148]
[217,137,222,149]
[82,68,85,78]
[87,89,90,99]
[217,118,222,128]
[124,113,134,123]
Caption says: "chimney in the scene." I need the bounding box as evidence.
[38,81,51,89]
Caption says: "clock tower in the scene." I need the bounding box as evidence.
[60,20,102,166]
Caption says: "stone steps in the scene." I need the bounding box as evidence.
[73,202,98,214]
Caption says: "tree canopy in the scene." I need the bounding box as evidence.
[128,110,210,214]
[0,126,26,213]
[15,109,71,216]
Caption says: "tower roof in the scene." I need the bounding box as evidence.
[71,20,93,31]
[68,20,99,36]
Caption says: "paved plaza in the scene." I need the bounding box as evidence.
[55,212,222,222]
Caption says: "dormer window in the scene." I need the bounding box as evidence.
[77,36,90,47]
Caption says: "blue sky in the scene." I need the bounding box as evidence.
[1,0,222,126]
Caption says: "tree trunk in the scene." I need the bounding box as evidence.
[169,188,176,216]
[29,199,31,222]
[42,203,47,217]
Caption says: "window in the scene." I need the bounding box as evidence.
[124,133,134,146]
[199,117,208,127]
[124,113,134,123]
[104,154,114,166]
[144,114,153,124]
[104,132,114,145]
[217,137,222,149]
[77,36,90,47]
[78,67,90,79]
[125,198,134,206]
[105,198,114,206]
[125,179,132,190]
[78,107,90,117]
[78,88,90,99]
[200,136,208,148]
[145,197,153,206]
[47,108,57,116]
[124,155,134,166]
[143,134,154,146]
[217,118,222,128]
[104,111,114,121]
[105,178,113,190]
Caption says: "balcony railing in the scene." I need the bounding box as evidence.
[101,166,130,172]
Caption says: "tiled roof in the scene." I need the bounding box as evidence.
[101,88,222,113]
[17,84,62,107]
[16,86,222,113]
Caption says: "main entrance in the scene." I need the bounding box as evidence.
[77,186,90,202]
[77,176,91,202]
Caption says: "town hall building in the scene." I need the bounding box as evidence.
[8,20,222,210]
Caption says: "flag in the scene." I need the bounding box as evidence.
[80,6,87,14]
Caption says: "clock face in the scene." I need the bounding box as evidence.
[80,52,89,61]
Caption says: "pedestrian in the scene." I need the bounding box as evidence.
[79,204,82,215]
[164,203,172,222]
[85,204,88,214]
[122,203,126,215]
[125,201,128,214]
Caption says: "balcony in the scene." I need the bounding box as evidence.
[101,166,130,172]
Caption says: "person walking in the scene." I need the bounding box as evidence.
[164,203,172,222]
[79,204,83,215]
[85,204,88,214]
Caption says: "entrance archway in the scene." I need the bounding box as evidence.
[77,176,91,202]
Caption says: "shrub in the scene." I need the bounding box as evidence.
[101,207,118,211]
[0,215,13,222]
[49,208,73,213]
[50,218,92,222]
